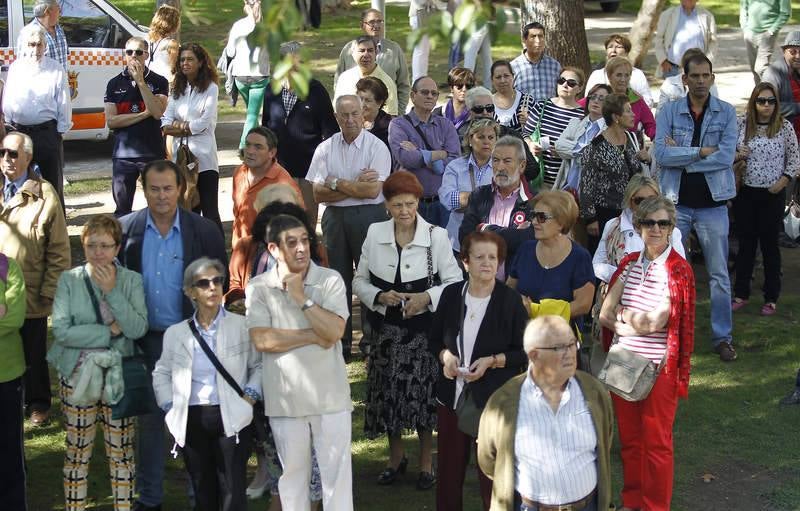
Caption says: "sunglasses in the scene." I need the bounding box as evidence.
[755,97,777,106]
[415,89,439,97]
[125,49,145,56]
[364,20,384,26]
[453,83,474,90]
[0,148,19,158]
[631,196,655,206]
[27,41,43,47]
[531,211,554,223]
[639,219,673,229]
[471,104,495,114]
[587,94,607,102]
[192,276,224,289]
[558,77,580,88]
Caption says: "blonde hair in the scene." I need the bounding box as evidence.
[532,190,579,234]
[254,183,300,212]
[149,5,181,41]
[623,175,660,209]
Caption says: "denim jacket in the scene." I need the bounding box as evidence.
[654,95,738,203]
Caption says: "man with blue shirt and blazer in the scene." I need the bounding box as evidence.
[117,159,227,511]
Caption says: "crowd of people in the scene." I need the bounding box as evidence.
[1,0,800,510]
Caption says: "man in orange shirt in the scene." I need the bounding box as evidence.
[232,126,302,247]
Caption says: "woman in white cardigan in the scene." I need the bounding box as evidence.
[353,171,462,490]
[153,257,261,511]
[162,43,222,233]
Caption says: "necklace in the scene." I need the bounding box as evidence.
[465,292,491,321]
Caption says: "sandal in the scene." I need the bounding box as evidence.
[731,298,748,312]
[761,303,777,316]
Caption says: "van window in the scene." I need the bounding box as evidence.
[0,2,8,48]
[23,0,129,49]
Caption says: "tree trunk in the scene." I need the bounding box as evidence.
[627,0,668,69]
[520,0,591,78]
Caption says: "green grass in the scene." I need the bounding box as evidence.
[620,0,800,28]
[63,178,112,195]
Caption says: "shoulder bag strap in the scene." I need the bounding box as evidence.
[457,282,469,367]
[0,252,8,284]
[404,114,433,151]
[426,225,435,287]
[467,162,477,191]
[83,269,104,325]
[188,319,245,398]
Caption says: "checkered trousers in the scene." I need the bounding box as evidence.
[60,379,135,511]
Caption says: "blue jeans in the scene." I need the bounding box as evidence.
[663,62,681,78]
[418,199,450,229]
[136,409,167,506]
[676,204,732,346]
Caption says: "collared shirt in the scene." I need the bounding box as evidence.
[668,7,706,65]
[3,56,71,133]
[141,211,184,331]
[162,83,219,173]
[515,374,598,505]
[334,64,399,115]
[336,37,411,110]
[3,170,28,202]
[510,52,561,101]
[439,154,493,251]
[488,186,520,227]
[281,88,298,119]
[189,307,225,406]
[32,18,68,71]
[306,129,391,206]
[388,109,461,197]
[245,262,352,417]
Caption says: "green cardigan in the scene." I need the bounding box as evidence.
[477,370,615,511]
[48,265,148,380]
[0,256,27,383]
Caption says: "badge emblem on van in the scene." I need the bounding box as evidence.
[68,71,79,101]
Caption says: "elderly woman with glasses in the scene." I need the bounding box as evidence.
[602,56,655,141]
[521,67,586,189]
[153,257,261,511]
[433,67,475,131]
[599,196,695,511]
[439,118,500,254]
[49,214,148,511]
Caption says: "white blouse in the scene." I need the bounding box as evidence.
[453,290,491,407]
[162,83,219,173]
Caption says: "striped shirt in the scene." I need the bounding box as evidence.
[617,250,670,363]
[522,100,585,188]
[515,374,598,505]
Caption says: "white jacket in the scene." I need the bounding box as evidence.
[654,5,717,77]
[353,214,463,316]
[152,312,261,448]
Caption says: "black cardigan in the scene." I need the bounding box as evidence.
[429,280,529,409]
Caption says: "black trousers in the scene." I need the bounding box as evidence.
[0,377,27,510]
[183,405,252,511]
[733,185,785,303]
[112,157,151,217]
[193,170,223,235]
[16,121,64,207]
[20,317,50,410]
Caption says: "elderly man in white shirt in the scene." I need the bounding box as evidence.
[654,0,717,78]
[334,36,398,116]
[3,22,71,206]
[307,94,391,361]
[478,316,614,511]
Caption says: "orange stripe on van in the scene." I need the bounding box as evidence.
[71,112,106,130]
[0,49,125,66]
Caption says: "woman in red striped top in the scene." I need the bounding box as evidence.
[599,196,695,511]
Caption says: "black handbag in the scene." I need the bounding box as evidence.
[81,270,159,420]
[187,319,269,445]
[454,283,481,437]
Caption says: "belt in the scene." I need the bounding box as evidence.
[521,489,596,511]
[12,120,57,132]
[420,196,439,204]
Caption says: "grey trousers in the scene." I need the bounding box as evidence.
[321,203,388,352]
[744,30,778,84]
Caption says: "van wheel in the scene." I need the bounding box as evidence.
[601,1,620,12]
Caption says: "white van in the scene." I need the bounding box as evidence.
[0,0,149,140]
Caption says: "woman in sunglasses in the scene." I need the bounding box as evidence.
[731,82,800,316]
[490,59,533,134]
[599,196,695,511]
[433,67,475,131]
[521,67,586,189]
[49,214,148,510]
[153,257,261,511]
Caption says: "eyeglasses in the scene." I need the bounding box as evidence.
[415,89,439,97]
[125,49,145,56]
[558,77,580,88]
[85,243,118,251]
[536,340,580,354]
[364,19,384,26]
[755,97,777,106]
[631,195,655,206]
[192,276,224,289]
[639,219,673,229]
[0,148,19,159]
[471,104,495,114]
[453,83,474,90]
[27,41,42,47]
[587,94,607,102]
[531,211,554,223]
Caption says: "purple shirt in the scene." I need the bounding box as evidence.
[388,109,461,197]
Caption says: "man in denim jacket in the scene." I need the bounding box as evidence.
[654,53,738,362]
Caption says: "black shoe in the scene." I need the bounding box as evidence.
[780,389,800,406]
[416,470,436,490]
[377,456,408,485]
[132,502,162,511]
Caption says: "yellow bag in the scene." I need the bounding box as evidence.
[528,298,582,342]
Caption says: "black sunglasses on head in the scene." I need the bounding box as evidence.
[471,104,495,114]
[193,276,224,289]
[125,49,145,56]
[0,148,19,159]
[755,97,777,106]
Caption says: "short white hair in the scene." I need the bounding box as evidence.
[523,316,575,354]
[33,0,58,18]
[5,132,34,157]
[18,23,46,48]
[465,86,493,110]
[335,94,362,113]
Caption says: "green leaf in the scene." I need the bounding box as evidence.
[453,3,477,31]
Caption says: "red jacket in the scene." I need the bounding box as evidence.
[602,249,695,398]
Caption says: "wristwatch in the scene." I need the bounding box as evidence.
[329,178,339,191]
[301,298,315,311]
